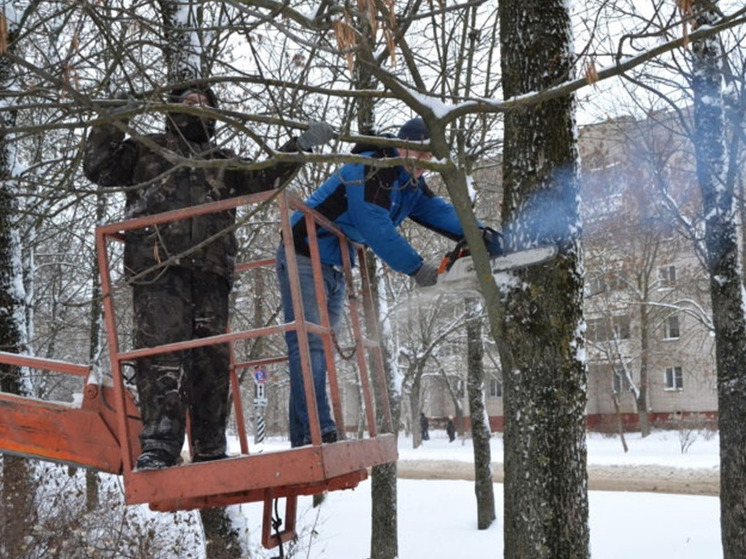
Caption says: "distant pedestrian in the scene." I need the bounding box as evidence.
[420,412,430,441]
[446,416,456,442]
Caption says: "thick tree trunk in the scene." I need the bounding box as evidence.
[370,461,398,559]
[0,455,35,559]
[0,194,24,379]
[0,8,36,557]
[691,4,746,557]
[499,2,589,557]
[201,507,243,559]
[465,298,496,529]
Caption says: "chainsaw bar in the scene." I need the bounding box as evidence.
[491,244,558,272]
[435,245,558,293]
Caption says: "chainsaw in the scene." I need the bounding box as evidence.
[431,239,558,294]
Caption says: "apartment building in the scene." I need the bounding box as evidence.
[425,112,727,432]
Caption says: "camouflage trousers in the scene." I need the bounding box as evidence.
[132,267,231,461]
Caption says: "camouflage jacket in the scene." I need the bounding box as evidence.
[84,123,300,281]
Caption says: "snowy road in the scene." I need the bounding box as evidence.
[397,459,719,495]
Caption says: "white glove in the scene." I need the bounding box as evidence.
[297,121,336,150]
[412,262,439,287]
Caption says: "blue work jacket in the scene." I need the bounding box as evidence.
[290,148,465,275]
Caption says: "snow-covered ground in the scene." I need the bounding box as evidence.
[396,428,720,469]
[228,429,721,558]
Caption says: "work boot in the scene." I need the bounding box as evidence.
[135,449,177,471]
[302,429,339,446]
[322,430,338,444]
[192,452,228,463]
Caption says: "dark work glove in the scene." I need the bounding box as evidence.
[482,227,504,257]
[412,262,439,287]
[297,121,336,150]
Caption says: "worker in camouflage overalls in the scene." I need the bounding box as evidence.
[84,84,334,469]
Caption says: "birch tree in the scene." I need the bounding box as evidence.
[0,2,40,556]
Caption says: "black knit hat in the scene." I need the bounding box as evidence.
[398,117,430,142]
[170,85,218,108]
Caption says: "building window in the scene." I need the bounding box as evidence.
[612,363,630,394]
[587,318,608,341]
[665,366,683,390]
[606,272,627,292]
[659,265,676,288]
[663,314,680,340]
[585,271,627,297]
[613,315,631,340]
[587,315,631,342]
[586,275,607,296]
[488,378,502,398]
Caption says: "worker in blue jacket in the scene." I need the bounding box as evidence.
[276,117,502,447]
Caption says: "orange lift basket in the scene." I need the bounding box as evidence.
[0,189,397,549]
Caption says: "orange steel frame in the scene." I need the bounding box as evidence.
[0,189,397,549]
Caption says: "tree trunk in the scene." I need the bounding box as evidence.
[343,16,400,558]
[410,371,423,449]
[85,188,106,511]
[465,298,496,529]
[201,507,243,559]
[691,3,746,557]
[158,0,203,82]
[499,2,589,557]
[367,252,400,559]
[0,6,36,557]
[636,301,651,437]
[611,392,629,453]
[454,377,465,438]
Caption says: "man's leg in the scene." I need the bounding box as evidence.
[322,263,346,443]
[276,245,345,446]
[132,268,192,469]
[188,271,231,461]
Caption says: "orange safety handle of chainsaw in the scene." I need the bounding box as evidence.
[437,256,450,274]
[438,239,471,274]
